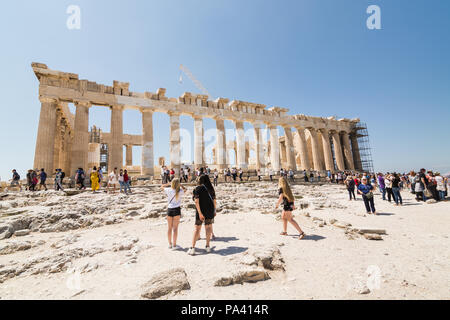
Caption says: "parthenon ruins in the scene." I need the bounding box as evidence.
[32,62,369,178]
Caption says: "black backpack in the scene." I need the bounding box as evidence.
[61,172,66,180]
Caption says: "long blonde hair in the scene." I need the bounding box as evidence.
[171,178,181,200]
[278,177,294,202]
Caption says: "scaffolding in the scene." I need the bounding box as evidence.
[354,122,374,173]
[89,126,109,172]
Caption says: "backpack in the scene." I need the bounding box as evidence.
[14,173,20,180]
[61,172,66,180]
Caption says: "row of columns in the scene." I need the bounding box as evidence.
[34,97,361,178]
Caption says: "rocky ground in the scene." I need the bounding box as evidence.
[0,182,449,299]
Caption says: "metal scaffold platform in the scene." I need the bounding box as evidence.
[354,122,374,173]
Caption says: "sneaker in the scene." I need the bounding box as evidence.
[205,246,211,253]
[187,247,195,255]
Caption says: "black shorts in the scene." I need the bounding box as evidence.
[167,207,181,217]
[195,218,214,226]
[283,204,294,211]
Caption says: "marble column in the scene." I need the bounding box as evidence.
[141,109,154,177]
[252,123,265,171]
[215,118,227,169]
[234,120,247,169]
[53,111,62,170]
[295,127,311,170]
[268,125,280,172]
[350,133,362,171]
[34,97,58,173]
[169,112,181,175]
[341,131,355,170]
[308,128,324,171]
[194,116,204,168]
[331,131,345,171]
[60,123,70,174]
[109,105,124,171]
[70,100,91,175]
[125,145,133,166]
[320,129,334,172]
[284,127,297,171]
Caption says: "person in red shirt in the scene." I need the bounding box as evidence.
[123,169,132,194]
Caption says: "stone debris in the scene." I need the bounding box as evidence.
[214,269,270,287]
[363,233,383,241]
[355,228,387,235]
[141,268,190,299]
[240,245,285,271]
[0,240,45,255]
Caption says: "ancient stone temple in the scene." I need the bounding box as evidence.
[31,62,366,178]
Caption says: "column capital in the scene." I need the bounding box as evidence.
[167,110,181,117]
[73,100,91,108]
[140,107,155,114]
[110,104,125,111]
[213,115,226,121]
[251,121,264,128]
[192,114,204,120]
[39,96,59,104]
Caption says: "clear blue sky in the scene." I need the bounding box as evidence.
[0,0,449,180]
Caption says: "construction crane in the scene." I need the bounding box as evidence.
[179,64,213,99]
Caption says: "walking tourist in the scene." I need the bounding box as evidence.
[377,173,386,200]
[435,172,446,200]
[275,177,305,239]
[75,168,86,190]
[54,169,64,191]
[357,177,376,214]
[391,173,403,206]
[345,176,356,200]
[188,175,217,255]
[124,169,132,194]
[10,169,22,191]
[90,167,100,193]
[38,168,48,191]
[385,174,394,203]
[162,178,186,249]
[107,168,118,193]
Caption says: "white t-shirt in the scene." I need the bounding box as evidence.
[164,188,184,208]
[109,172,118,184]
[385,178,392,188]
[435,176,445,191]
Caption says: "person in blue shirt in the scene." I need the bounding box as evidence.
[357,177,377,215]
[39,168,48,191]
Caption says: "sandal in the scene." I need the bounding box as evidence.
[280,232,288,236]
[298,232,305,240]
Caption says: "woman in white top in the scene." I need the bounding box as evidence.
[161,178,186,249]
[435,173,446,201]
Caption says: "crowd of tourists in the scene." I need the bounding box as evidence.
[3,165,449,255]
[339,169,448,215]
